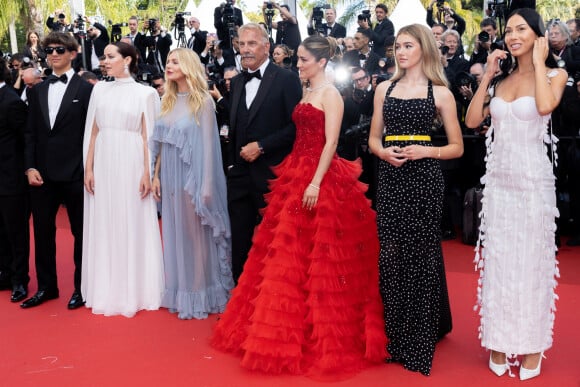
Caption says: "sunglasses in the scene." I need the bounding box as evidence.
[44,46,68,55]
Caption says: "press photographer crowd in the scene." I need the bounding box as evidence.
[1,1,580,260]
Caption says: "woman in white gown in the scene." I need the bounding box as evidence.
[82,42,164,317]
[465,9,567,380]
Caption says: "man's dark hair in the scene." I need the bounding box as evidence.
[0,57,10,82]
[432,23,447,31]
[375,4,388,14]
[567,18,580,32]
[351,66,369,77]
[151,74,165,82]
[357,28,372,41]
[280,4,290,12]
[80,71,98,82]
[43,31,79,52]
[480,17,497,30]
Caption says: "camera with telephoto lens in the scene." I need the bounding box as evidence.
[436,0,445,8]
[358,10,371,22]
[147,18,157,34]
[455,71,477,90]
[478,31,490,43]
[75,14,85,32]
[110,21,128,42]
[264,1,276,16]
[440,45,449,55]
[344,118,371,146]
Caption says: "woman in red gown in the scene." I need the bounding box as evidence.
[211,35,387,377]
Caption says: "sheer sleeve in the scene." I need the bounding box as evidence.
[185,96,230,240]
[82,83,102,167]
[142,87,161,177]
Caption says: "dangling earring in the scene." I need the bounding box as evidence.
[124,64,129,75]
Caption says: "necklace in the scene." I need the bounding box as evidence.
[306,82,331,93]
[176,91,189,97]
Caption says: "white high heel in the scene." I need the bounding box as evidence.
[520,353,545,381]
[489,354,509,377]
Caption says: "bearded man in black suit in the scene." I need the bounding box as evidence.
[227,23,302,281]
[22,32,93,309]
[0,57,30,303]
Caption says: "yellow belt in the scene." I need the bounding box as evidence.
[384,135,431,142]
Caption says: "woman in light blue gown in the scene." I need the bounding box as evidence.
[151,48,234,320]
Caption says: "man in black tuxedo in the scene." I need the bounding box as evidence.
[308,7,346,39]
[0,57,30,302]
[263,2,301,53]
[227,23,301,281]
[135,19,172,74]
[22,32,93,309]
[187,16,207,56]
[214,0,244,49]
[342,29,381,75]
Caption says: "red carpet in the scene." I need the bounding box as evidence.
[1,208,579,386]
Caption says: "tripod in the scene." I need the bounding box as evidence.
[175,25,187,48]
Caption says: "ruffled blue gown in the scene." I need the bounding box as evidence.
[151,94,234,319]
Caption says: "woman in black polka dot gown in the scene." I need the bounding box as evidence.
[368,24,464,376]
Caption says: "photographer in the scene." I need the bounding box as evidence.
[151,74,165,98]
[426,0,466,38]
[82,18,110,71]
[187,17,207,56]
[359,4,395,57]
[46,10,73,33]
[469,18,499,65]
[136,18,172,74]
[342,28,380,75]
[262,2,301,53]
[214,0,244,49]
[208,66,239,172]
[200,34,235,77]
[307,7,346,39]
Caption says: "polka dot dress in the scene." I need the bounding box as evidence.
[376,80,452,376]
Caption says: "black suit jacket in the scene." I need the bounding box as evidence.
[214,6,244,48]
[308,22,347,39]
[228,63,302,191]
[24,74,93,182]
[188,30,207,56]
[371,19,395,56]
[0,86,28,195]
[342,50,381,75]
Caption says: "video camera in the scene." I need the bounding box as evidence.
[110,21,128,42]
[312,3,330,35]
[264,1,276,16]
[75,14,86,33]
[173,11,191,33]
[358,10,371,22]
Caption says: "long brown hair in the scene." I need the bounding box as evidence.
[390,24,448,87]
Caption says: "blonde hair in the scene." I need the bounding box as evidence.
[390,24,449,88]
[161,48,213,122]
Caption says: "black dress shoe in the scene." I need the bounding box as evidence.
[20,289,59,308]
[67,291,85,310]
[10,284,28,302]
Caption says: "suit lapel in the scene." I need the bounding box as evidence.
[248,63,276,123]
[38,81,51,130]
[230,75,244,130]
[52,74,81,131]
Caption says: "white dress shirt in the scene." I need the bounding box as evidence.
[48,68,75,129]
[245,59,269,109]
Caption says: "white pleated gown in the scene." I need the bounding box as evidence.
[82,77,164,317]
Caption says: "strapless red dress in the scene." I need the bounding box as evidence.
[211,103,387,378]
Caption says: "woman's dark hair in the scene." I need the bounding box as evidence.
[300,35,336,64]
[111,42,138,74]
[0,57,10,82]
[489,8,558,92]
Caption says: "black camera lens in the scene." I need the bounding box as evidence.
[478,31,490,43]
[440,45,449,55]
[58,13,66,19]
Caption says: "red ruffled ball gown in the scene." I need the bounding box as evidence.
[211,103,387,377]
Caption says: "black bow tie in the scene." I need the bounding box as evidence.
[48,73,68,84]
[243,71,262,83]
